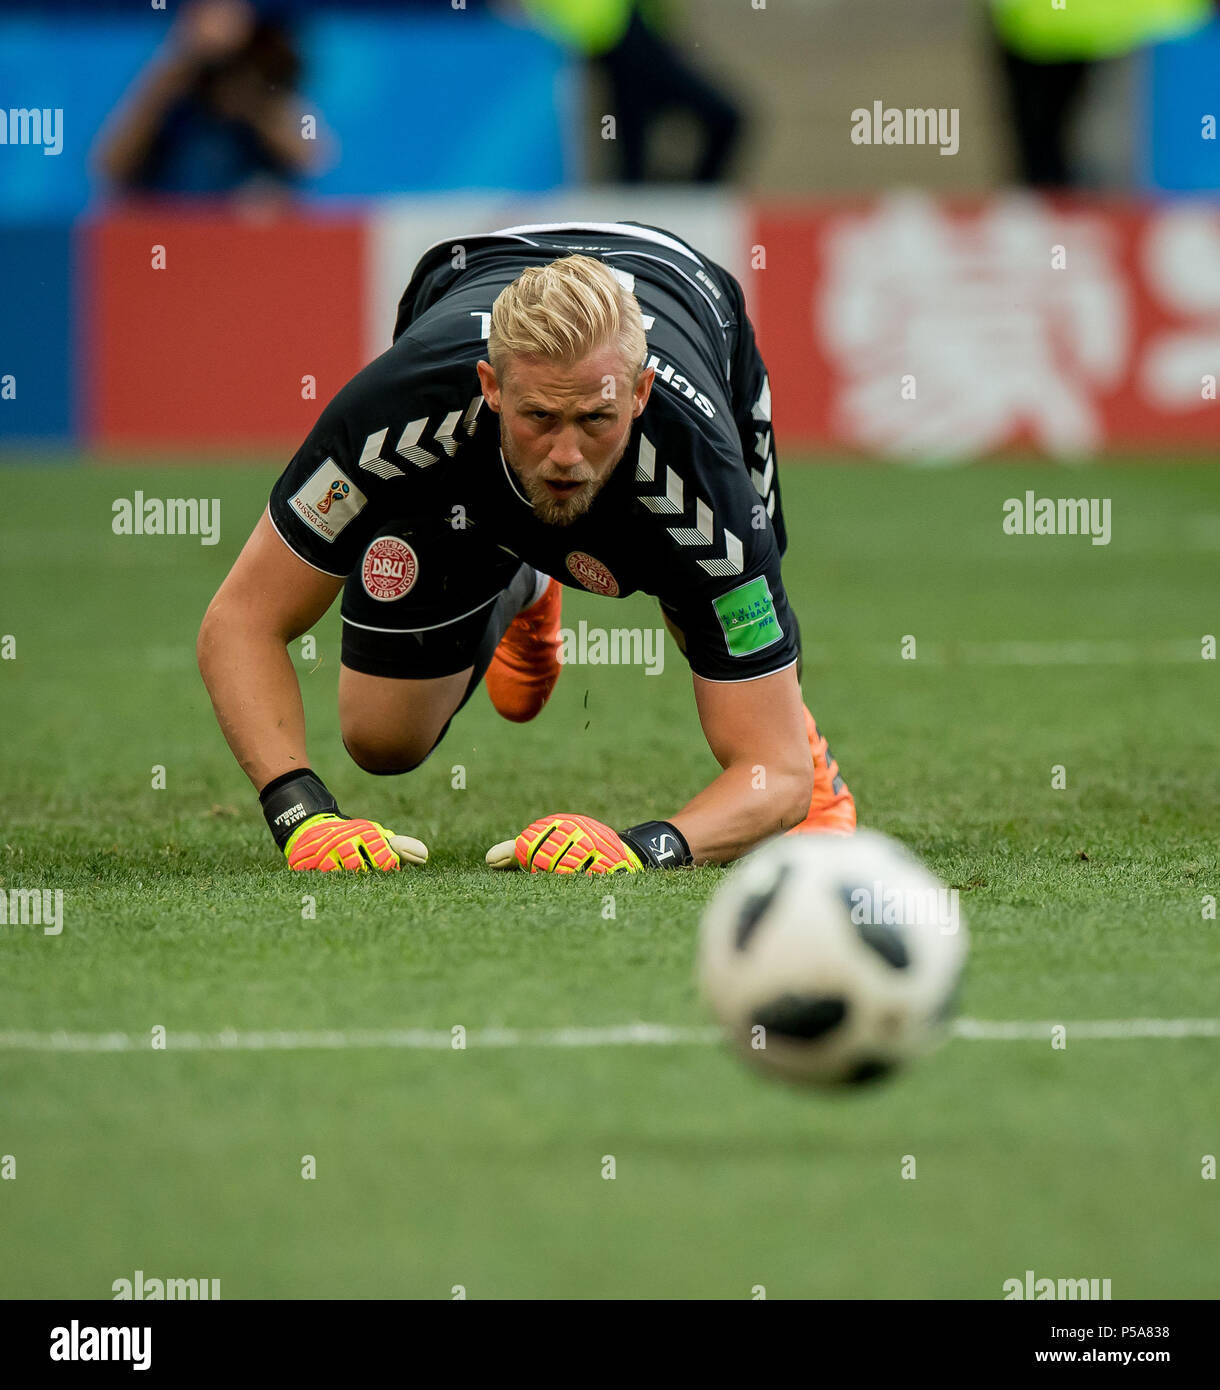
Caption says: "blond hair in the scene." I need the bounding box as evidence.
[488,254,647,382]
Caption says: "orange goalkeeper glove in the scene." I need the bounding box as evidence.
[259,770,427,872]
[485,815,693,874]
[283,813,427,872]
[486,814,642,875]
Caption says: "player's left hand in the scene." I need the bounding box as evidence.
[486,814,644,875]
[284,812,427,872]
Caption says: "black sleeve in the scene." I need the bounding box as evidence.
[267,341,470,577]
[661,544,800,684]
[641,404,800,684]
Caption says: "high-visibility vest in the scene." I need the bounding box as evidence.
[991,0,1213,61]
[521,0,635,56]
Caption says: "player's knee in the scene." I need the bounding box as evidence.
[341,730,434,776]
[779,764,815,830]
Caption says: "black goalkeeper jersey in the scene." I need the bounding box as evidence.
[268,220,796,683]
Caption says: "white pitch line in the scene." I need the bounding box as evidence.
[856,640,1206,667]
[0,1019,1217,1053]
[0,1024,722,1053]
[953,1017,1220,1040]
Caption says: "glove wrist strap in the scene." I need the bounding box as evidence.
[259,770,341,849]
[618,820,693,869]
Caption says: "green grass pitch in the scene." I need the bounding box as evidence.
[0,457,1217,1299]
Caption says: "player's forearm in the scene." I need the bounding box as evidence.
[197,605,310,792]
[246,99,323,174]
[670,762,811,866]
[93,54,198,184]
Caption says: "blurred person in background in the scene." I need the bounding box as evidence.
[524,0,745,183]
[93,0,329,199]
[989,0,1214,188]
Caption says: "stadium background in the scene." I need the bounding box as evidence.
[1,0,1218,1307]
[2,0,1219,454]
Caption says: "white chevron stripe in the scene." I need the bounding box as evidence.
[754,428,771,461]
[635,435,742,574]
[766,492,776,517]
[751,375,771,422]
[405,451,439,469]
[398,447,438,468]
[361,458,406,481]
[462,395,483,435]
[357,427,406,480]
[395,417,438,468]
[668,496,715,546]
[396,418,426,452]
[434,409,462,457]
[750,455,774,498]
[698,528,743,577]
[635,435,656,483]
[641,465,683,514]
[359,428,389,467]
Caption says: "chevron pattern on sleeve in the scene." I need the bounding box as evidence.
[356,397,483,481]
[635,435,745,577]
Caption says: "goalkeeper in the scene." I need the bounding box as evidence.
[197,221,854,875]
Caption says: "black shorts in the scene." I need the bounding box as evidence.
[340,513,538,682]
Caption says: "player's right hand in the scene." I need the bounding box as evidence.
[486,814,643,875]
[283,813,428,872]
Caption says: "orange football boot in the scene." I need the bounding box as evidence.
[484,576,563,723]
[785,705,857,835]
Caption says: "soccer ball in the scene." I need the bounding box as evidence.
[698,830,967,1087]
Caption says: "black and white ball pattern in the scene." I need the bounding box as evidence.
[698,830,967,1087]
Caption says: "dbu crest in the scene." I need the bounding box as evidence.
[317,479,350,516]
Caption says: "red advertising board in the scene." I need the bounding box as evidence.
[747,195,1220,458]
[83,207,366,452]
[78,196,1220,458]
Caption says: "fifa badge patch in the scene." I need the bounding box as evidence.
[362,536,418,601]
[713,576,781,657]
[565,551,620,597]
[289,462,367,543]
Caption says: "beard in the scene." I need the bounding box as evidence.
[501,427,628,527]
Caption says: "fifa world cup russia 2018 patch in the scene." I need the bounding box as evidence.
[565,551,620,597]
[289,462,367,543]
[713,576,782,656]
[362,537,418,602]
